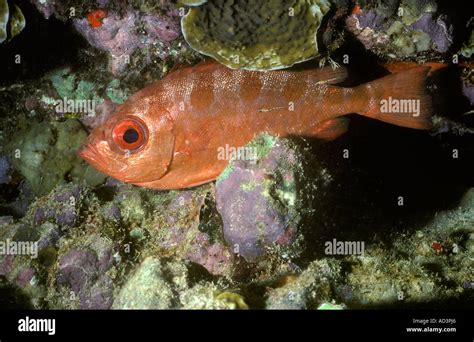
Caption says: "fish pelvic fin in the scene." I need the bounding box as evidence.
[356,66,433,130]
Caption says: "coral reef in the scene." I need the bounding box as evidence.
[145,185,238,277]
[8,3,25,41]
[215,134,305,261]
[0,0,8,43]
[265,259,342,309]
[6,120,105,196]
[461,67,474,105]
[30,183,83,228]
[114,256,249,309]
[181,0,331,70]
[29,0,55,19]
[346,189,474,307]
[56,242,115,309]
[0,154,11,184]
[460,30,474,58]
[73,8,180,76]
[0,0,472,311]
[113,257,183,309]
[0,0,25,44]
[2,123,471,309]
[346,0,453,58]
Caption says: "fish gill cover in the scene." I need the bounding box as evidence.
[0,0,472,315]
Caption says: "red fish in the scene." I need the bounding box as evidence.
[79,61,432,189]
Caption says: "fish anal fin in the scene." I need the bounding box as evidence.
[308,117,350,141]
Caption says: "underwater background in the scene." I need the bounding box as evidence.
[0,0,473,309]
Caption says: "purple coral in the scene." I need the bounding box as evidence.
[53,184,81,203]
[73,9,180,75]
[101,203,121,222]
[82,276,114,309]
[57,246,114,309]
[0,155,11,184]
[215,138,301,262]
[155,191,236,276]
[36,223,61,250]
[33,208,46,226]
[356,8,387,31]
[0,255,14,277]
[462,84,474,105]
[186,232,234,275]
[58,249,98,293]
[31,184,82,228]
[142,15,180,43]
[411,13,453,53]
[29,0,55,19]
[55,208,77,227]
[15,267,36,288]
[346,4,453,57]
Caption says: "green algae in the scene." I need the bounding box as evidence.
[45,67,103,107]
[386,19,432,57]
[217,133,276,185]
[349,0,443,59]
[112,257,179,309]
[248,133,277,161]
[6,119,106,196]
[460,30,474,58]
[214,291,249,309]
[106,79,129,104]
[399,0,437,26]
[317,302,345,310]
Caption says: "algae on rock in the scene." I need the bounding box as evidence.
[6,119,105,196]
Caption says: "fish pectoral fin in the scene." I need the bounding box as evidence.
[307,117,350,141]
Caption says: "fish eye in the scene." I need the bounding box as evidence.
[112,118,148,152]
[123,128,139,144]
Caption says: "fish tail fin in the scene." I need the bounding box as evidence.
[356,66,433,129]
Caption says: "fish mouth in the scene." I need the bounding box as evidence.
[78,143,106,168]
[78,143,128,174]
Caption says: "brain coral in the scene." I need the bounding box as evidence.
[181,0,331,70]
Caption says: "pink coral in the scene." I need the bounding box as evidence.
[73,9,180,75]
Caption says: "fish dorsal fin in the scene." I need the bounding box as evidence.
[165,59,222,79]
[305,66,349,85]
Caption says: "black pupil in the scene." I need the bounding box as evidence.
[123,128,139,144]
